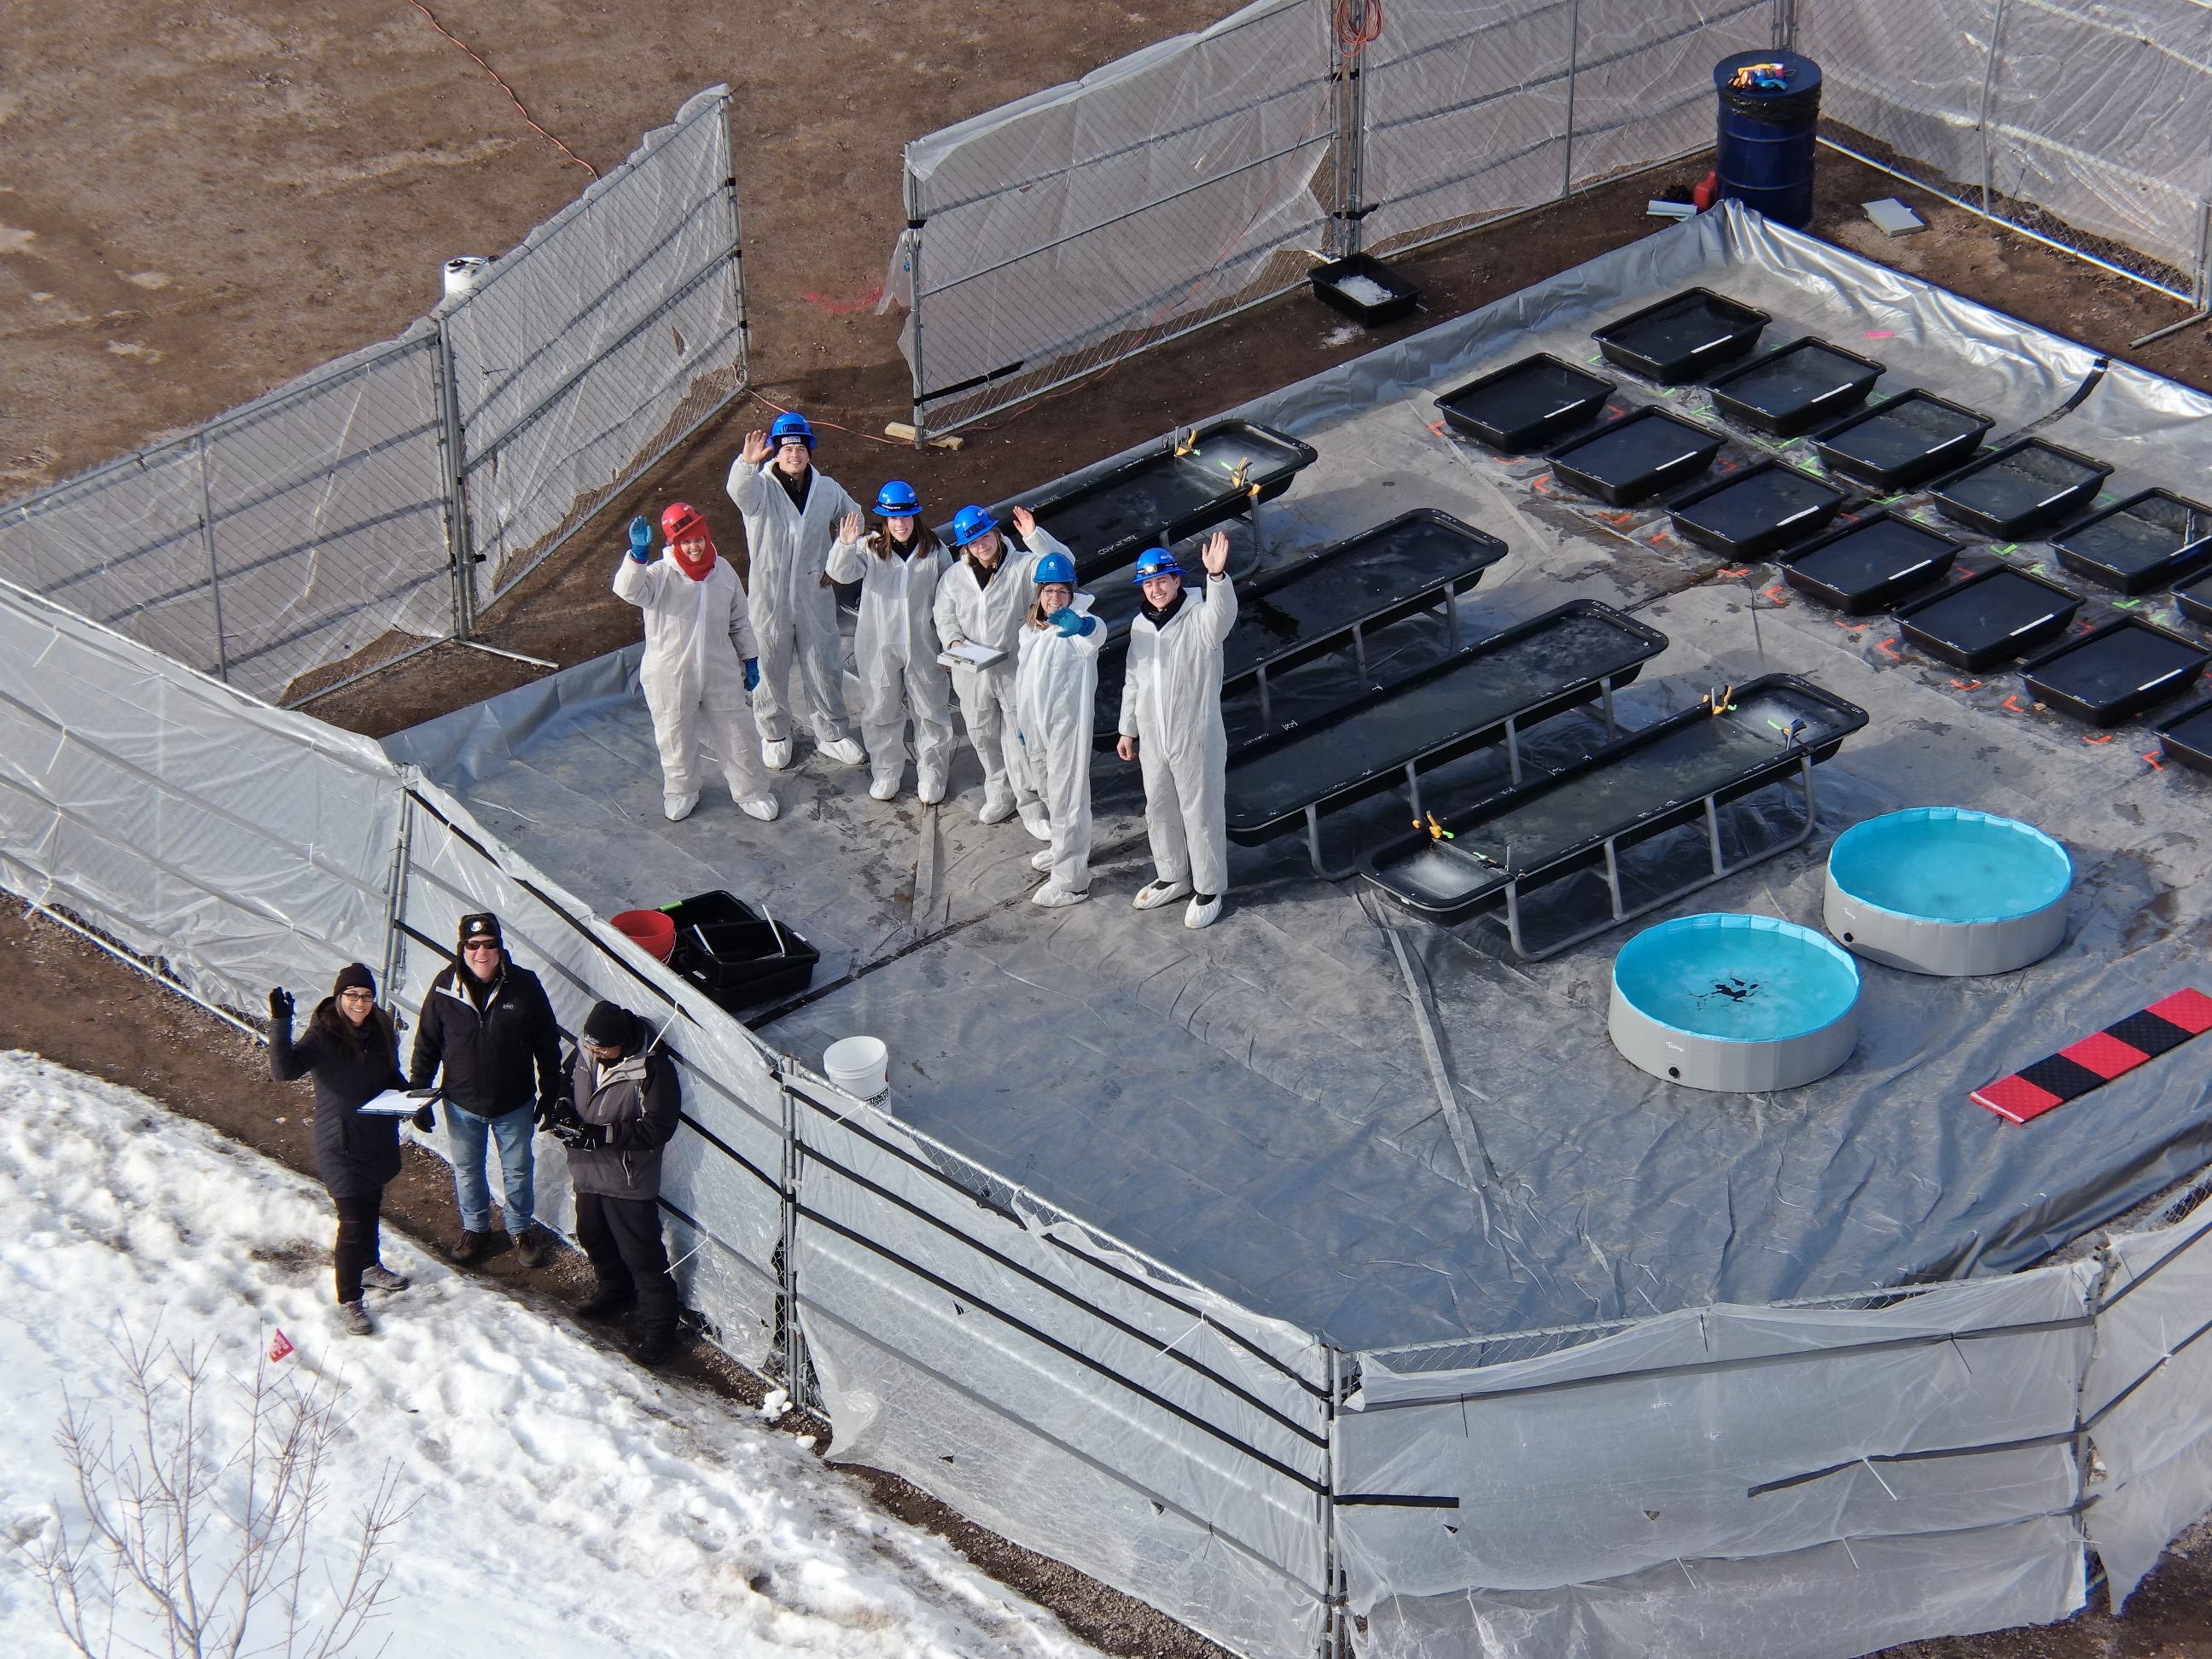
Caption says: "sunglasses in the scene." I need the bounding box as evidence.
[463,940,501,953]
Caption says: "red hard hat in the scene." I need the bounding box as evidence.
[661,502,707,541]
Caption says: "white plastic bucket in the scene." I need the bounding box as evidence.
[442,255,492,298]
[823,1035,889,1101]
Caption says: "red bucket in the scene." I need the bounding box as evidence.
[611,908,676,963]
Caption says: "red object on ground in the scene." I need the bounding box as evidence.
[1972,988,2212,1123]
[1692,171,1720,212]
[611,910,677,963]
[270,1328,294,1362]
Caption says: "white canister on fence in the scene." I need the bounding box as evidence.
[442,256,493,299]
[823,1035,890,1103]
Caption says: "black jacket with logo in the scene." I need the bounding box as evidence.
[407,959,566,1120]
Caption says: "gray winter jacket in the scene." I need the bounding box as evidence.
[564,1045,681,1199]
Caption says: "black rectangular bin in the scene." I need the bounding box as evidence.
[1592,288,1769,382]
[1667,460,1846,559]
[663,890,819,1008]
[1549,407,1726,506]
[2156,697,2212,774]
[1895,566,2082,671]
[1706,336,1884,437]
[1309,253,1422,326]
[1811,391,1994,492]
[2050,489,2212,595]
[2021,620,2212,727]
[1435,353,1615,451]
[1780,512,1961,614]
[1928,439,2113,540]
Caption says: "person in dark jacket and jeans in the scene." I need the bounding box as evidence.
[555,1000,684,1366]
[408,912,567,1266]
[269,963,431,1336]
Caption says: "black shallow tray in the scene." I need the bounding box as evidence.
[1359,677,1869,924]
[2021,619,2212,727]
[1895,565,2083,671]
[1309,253,1422,326]
[1435,353,1615,451]
[1779,512,1962,614]
[2156,696,2212,774]
[2178,569,2212,629]
[663,890,818,1007]
[1004,420,1319,579]
[1928,439,2113,539]
[2051,489,2212,595]
[1667,460,1846,559]
[1706,337,1883,438]
[1549,407,1726,506]
[1592,288,1769,382]
[1223,509,1506,683]
[1223,600,1668,841]
[1811,391,1994,492]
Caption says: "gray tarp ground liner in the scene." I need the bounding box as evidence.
[387,204,2212,1360]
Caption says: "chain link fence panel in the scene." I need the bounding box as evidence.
[446,85,748,606]
[892,0,1337,437]
[1803,0,2212,300]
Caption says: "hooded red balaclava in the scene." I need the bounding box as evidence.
[661,501,717,580]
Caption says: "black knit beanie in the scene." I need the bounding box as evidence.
[581,1000,637,1051]
[332,963,376,997]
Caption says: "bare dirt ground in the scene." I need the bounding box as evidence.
[8,4,2212,1653]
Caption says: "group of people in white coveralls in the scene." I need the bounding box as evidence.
[614,410,1237,929]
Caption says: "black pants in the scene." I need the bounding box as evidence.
[333,1187,385,1305]
[574,1191,678,1339]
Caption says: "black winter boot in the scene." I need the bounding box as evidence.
[629,1329,678,1368]
[576,1283,635,1320]
[515,1224,556,1268]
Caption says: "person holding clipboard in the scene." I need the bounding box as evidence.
[268,963,434,1336]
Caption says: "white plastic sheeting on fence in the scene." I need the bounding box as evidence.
[1804,0,2212,293]
[445,85,748,602]
[789,1073,1335,1659]
[1341,1267,2098,1656]
[1,90,746,706]
[2083,1192,2212,1610]
[0,574,404,1011]
[892,0,1335,434]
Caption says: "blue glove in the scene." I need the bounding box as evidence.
[743,657,760,691]
[1050,606,1093,637]
[627,516,654,562]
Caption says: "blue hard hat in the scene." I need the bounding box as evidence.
[875,480,921,516]
[950,504,998,548]
[1131,547,1184,584]
[1033,550,1076,585]
[769,410,816,450]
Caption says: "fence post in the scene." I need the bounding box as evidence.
[194,431,230,683]
[1976,0,2011,216]
[904,150,930,448]
[1325,3,1373,260]
[1561,0,1583,198]
[1320,1344,1348,1658]
[777,1065,814,1406]
[1773,0,1799,51]
[2194,198,2211,311]
[431,320,478,641]
[380,785,416,1033]
[721,94,751,395]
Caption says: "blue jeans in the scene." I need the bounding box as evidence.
[445,1103,536,1235]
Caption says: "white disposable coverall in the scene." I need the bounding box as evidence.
[725,459,861,746]
[613,551,772,806]
[1119,574,1237,897]
[933,530,1070,817]
[1015,593,1103,894]
[825,527,954,795]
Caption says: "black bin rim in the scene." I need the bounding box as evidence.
[1704,335,1885,435]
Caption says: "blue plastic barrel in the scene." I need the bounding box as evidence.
[1713,50,1822,229]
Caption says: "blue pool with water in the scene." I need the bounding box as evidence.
[1827,809,2071,923]
[1612,914,1860,1042]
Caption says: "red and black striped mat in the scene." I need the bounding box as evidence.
[1972,988,2212,1124]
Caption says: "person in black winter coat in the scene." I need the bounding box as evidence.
[269,963,429,1336]
[407,912,568,1268]
[554,999,684,1366]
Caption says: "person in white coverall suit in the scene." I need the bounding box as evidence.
[824,480,954,804]
[933,503,1067,840]
[1116,531,1236,929]
[1014,550,1103,906]
[614,503,780,823]
[724,412,868,771]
